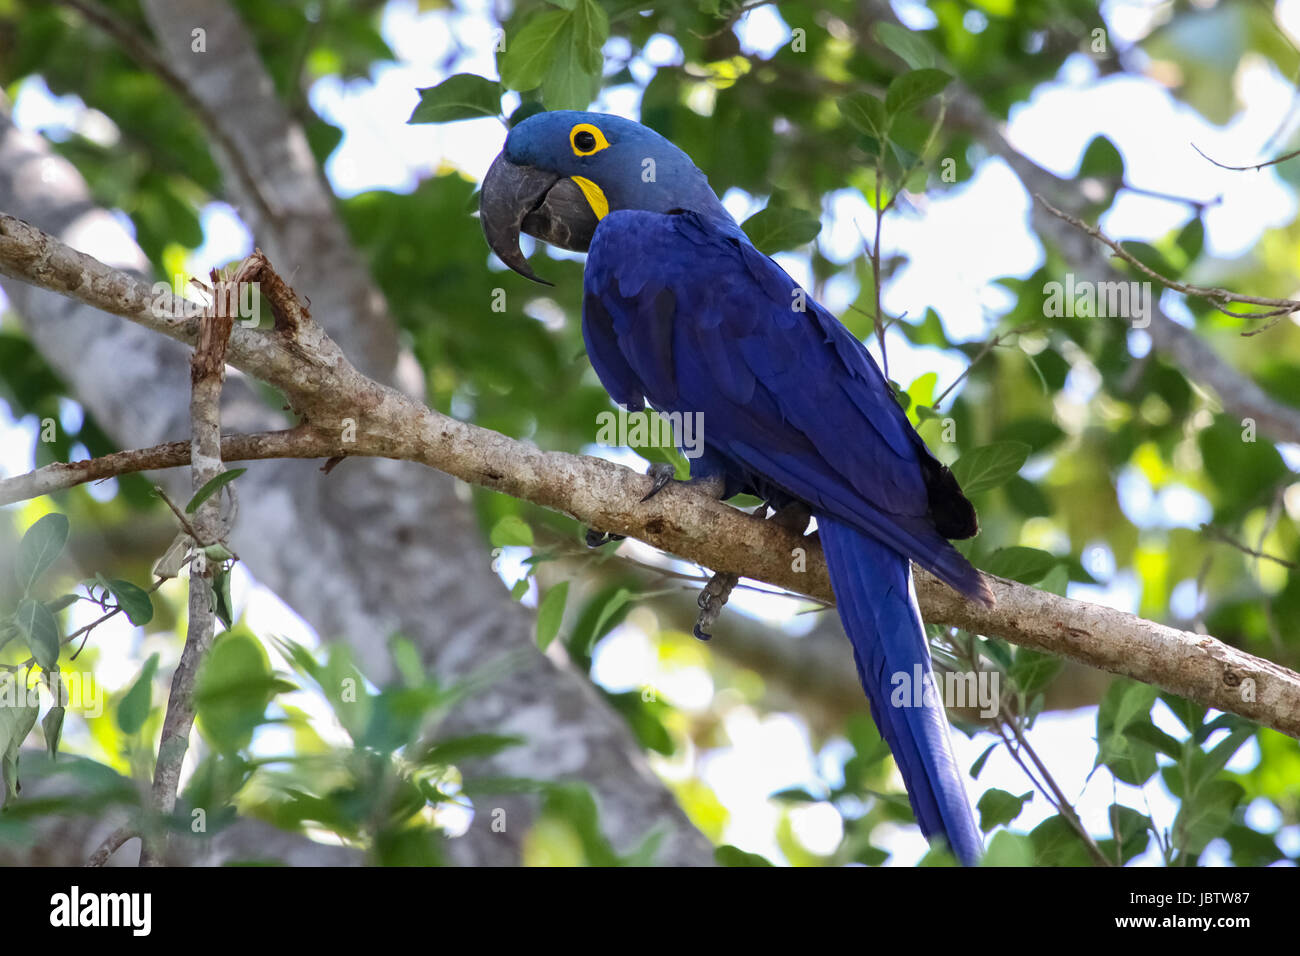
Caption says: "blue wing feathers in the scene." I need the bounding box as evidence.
[584,209,988,862]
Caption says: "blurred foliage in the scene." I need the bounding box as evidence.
[0,0,1298,865]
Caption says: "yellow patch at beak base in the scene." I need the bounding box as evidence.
[569,176,609,220]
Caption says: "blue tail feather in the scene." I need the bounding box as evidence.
[818,515,983,866]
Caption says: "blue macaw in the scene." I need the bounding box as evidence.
[480,110,994,865]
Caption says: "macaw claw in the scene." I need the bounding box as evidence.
[693,571,741,641]
[640,462,678,503]
[584,528,625,548]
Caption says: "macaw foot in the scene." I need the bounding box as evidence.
[693,571,741,641]
[692,501,811,641]
[640,462,727,503]
[584,528,625,548]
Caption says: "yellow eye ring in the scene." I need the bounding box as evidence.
[570,123,610,157]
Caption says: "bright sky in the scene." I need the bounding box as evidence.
[3,0,1297,865]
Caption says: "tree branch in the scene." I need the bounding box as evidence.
[139,263,240,865]
[2,213,1297,739]
[0,431,332,506]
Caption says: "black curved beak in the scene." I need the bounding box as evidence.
[479,152,600,285]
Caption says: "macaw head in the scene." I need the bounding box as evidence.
[480,110,733,284]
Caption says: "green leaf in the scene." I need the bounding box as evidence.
[715,844,775,866]
[211,567,234,630]
[1105,680,1159,734]
[976,788,1033,831]
[770,787,819,803]
[1078,135,1125,181]
[510,578,530,600]
[1174,780,1243,856]
[586,587,633,652]
[885,68,952,115]
[1099,732,1159,786]
[1197,723,1256,784]
[1029,815,1094,866]
[42,705,65,759]
[320,644,371,744]
[570,0,609,76]
[45,594,79,614]
[185,467,246,513]
[0,688,38,801]
[874,22,937,69]
[538,782,621,865]
[741,204,822,255]
[1009,647,1064,695]
[1037,564,1069,597]
[499,10,570,92]
[15,598,60,669]
[536,580,569,651]
[106,579,154,627]
[1126,718,1185,760]
[203,543,234,563]
[389,635,425,687]
[15,513,69,594]
[969,742,997,779]
[540,35,602,111]
[195,631,279,752]
[508,101,547,128]
[604,690,674,756]
[984,546,1058,584]
[490,515,535,547]
[1176,217,1205,262]
[981,830,1035,866]
[1096,682,1161,787]
[408,73,503,124]
[1005,475,1053,517]
[420,733,524,766]
[1105,804,1152,865]
[905,371,937,409]
[950,441,1031,495]
[839,93,890,140]
[1118,240,1178,280]
[117,652,160,734]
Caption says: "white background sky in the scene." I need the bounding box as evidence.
[2,0,1298,865]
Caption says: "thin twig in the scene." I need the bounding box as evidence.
[86,825,138,867]
[1035,194,1300,328]
[1119,181,1222,211]
[1200,523,1298,569]
[1001,705,1112,866]
[0,428,335,507]
[140,267,239,866]
[932,324,1035,409]
[1191,141,1300,173]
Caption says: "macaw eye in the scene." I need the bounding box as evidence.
[569,123,609,157]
